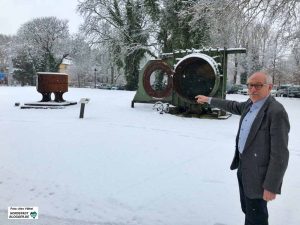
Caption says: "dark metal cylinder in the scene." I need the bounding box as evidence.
[173,53,220,103]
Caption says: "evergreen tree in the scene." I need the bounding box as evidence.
[123,0,148,90]
[13,51,35,86]
[153,71,166,91]
[158,0,210,52]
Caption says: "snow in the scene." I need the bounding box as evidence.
[0,86,299,225]
[37,72,68,76]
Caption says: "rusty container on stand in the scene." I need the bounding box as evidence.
[37,72,68,102]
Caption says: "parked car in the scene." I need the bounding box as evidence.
[270,86,277,96]
[227,84,244,94]
[276,85,291,97]
[286,86,300,98]
[96,83,112,89]
[237,84,248,95]
[294,89,300,98]
[111,86,118,90]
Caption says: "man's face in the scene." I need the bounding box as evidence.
[247,72,272,102]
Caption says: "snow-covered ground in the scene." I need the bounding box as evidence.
[1,86,299,225]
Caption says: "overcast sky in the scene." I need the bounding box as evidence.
[0,0,83,35]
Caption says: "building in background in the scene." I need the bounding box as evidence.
[59,57,72,74]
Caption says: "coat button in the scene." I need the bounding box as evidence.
[254,153,257,157]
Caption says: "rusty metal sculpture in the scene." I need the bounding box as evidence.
[143,60,173,99]
[132,48,247,118]
[21,72,76,109]
[37,72,68,102]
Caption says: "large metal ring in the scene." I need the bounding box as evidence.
[173,53,220,103]
[143,60,173,99]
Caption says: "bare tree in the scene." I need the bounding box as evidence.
[0,34,13,71]
[15,17,70,73]
[67,35,95,87]
[184,0,300,84]
[227,0,300,30]
[290,41,300,84]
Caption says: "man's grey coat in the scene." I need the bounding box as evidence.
[210,95,289,199]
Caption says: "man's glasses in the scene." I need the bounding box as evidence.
[246,83,268,90]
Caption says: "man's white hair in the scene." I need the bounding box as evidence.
[250,71,273,84]
[262,71,273,84]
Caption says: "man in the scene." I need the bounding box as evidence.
[195,71,289,225]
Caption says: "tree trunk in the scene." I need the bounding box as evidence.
[233,55,238,84]
[111,66,114,84]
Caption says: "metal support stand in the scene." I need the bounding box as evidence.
[79,98,90,119]
[79,103,85,118]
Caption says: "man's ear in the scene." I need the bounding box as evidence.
[268,84,273,91]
